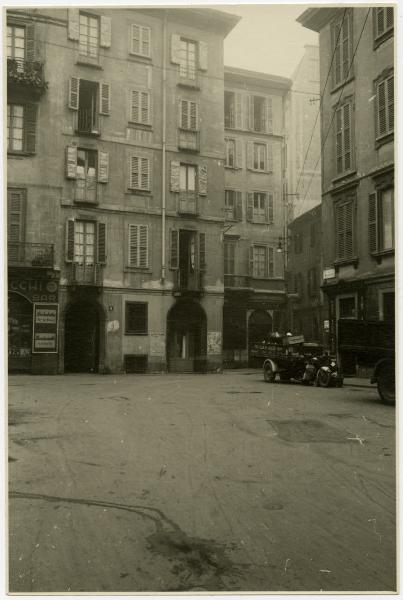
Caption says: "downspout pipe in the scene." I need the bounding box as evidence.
[161,12,167,282]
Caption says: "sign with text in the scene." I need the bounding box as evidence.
[32,303,59,354]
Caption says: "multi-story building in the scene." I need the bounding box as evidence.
[298,7,395,373]
[222,67,291,367]
[7,7,240,374]
[285,44,321,220]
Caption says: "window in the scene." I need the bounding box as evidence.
[247,192,273,224]
[225,190,236,221]
[331,10,353,88]
[7,24,25,63]
[79,13,99,58]
[374,7,394,41]
[128,224,149,268]
[180,164,196,192]
[252,96,266,132]
[224,241,235,275]
[335,100,353,175]
[224,91,235,128]
[7,103,37,154]
[130,90,151,125]
[252,245,274,278]
[338,295,356,319]
[294,232,303,254]
[180,100,198,130]
[74,220,95,265]
[129,156,150,191]
[253,143,266,171]
[130,24,151,57]
[125,302,148,334]
[369,188,394,253]
[253,194,266,223]
[179,38,196,80]
[68,77,111,134]
[376,74,394,139]
[225,139,235,167]
[76,149,97,203]
[335,197,354,261]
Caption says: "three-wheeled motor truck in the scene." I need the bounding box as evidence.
[251,333,343,387]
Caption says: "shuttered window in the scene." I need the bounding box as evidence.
[7,24,27,62]
[129,156,150,191]
[369,189,394,253]
[374,7,394,40]
[130,90,151,125]
[225,138,235,167]
[331,10,353,88]
[335,198,354,260]
[251,246,274,278]
[247,192,273,224]
[7,103,37,154]
[224,241,235,275]
[130,24,151,57]
[376,75,394,138]
[335,100,353,175]
[125,302,148,334]
[128,224,148,268]
[253,143,266,171]
[79,13,99,58]
[8,189,26,260]
[179,38,196,80]
[65,219,106,265]
[180,100,198,130]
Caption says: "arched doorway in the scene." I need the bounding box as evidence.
[167,300,207,373]
[64,300,100,373]
[8,292,33,372]
[248,310,273,366]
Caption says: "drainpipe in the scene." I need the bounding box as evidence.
[161,12,168,282]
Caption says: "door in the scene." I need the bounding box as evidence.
[64,301,99,372]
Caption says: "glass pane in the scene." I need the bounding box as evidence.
[179,165,187,190]
[381,189,393,249]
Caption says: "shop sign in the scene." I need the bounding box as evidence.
[323,267,336,280]
[32,303,59,353]
[9,278,58,303]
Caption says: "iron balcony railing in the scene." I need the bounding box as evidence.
[178,129,199,152]
[173,268,203,293]
[7,58,46,92]
[77,108,100,135]
[224,275,251,289]
[67,263,104,286]
[178,191,198,215]
[8,242,54,268]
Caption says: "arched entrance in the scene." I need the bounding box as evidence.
[8,292,33,372]
[167,300,207,373]
[64,300,100,373]
[248,310,273,366]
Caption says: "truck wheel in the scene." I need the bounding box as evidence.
[263,363,276,383]
[377,364,395,405]
[317,368,332,388]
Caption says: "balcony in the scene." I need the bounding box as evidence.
[77,108,100,136]
[67,263,104,288]
[7,59,47,96]
[8,242,54,269]
[173,268,203,297]
[224,275,251,289]
[178,129,199,152]
[74,179,97,204]
[178,191,198,215]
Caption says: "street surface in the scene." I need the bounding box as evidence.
[8,371,396,593]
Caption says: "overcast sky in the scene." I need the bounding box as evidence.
[221,5,318,79]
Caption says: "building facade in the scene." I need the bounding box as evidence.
[222,67,291,367]
[7,7,240,374]
[298,7,394,374]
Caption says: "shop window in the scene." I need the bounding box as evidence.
[125,302,148,334]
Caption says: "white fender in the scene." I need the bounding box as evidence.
[263,358,279,372]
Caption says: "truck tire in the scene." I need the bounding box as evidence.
[317,368,332,388]
[377,363,395,405]
[263,362,276,383]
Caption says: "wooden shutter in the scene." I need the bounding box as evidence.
[142,26,151,57]
[141,158,150,190]
[139,225,148,268]
[170,230,179,269]
[97,222,107,264]
[99,83,111,115]
[386,7,394,29]
[8,189,26,245]
[130,24,140,54]
[266,143,273,171]
[199,232,206,271]
[343,103,351,171]
[100,16,112,48]
[171,34,181,64]
[268,193,274,223]
[246,141,254,169]
[65,219,75,262]
[68,8,80,41]
[128,224,138,267]
[24,103,37,153]
[198,165,207,196]
[68,77,80,110]
[198,41,208,71]
[345,200,353,258]
[235,93,243,129]
[180,99,188,128]
[368,192,378,253]
[141,91,150,124]
[129,156,139,189]
[387,76,394,132]
[25,23,35,61]
[266,97,273,133]
[131,90,140,122]
[268,247,274,277]
[190,102,198,130]
[235,138,243,168]
[246,193,254,222]
[335,107,343,173]
[332,20,341,87]
[235,191,243,221]
[249,246,254,276]
[66,145,78,179]
[170,161,180,192]
[377,80,386,137]
[97,151,109,183]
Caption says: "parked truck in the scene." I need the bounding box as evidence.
[337,319,395,404]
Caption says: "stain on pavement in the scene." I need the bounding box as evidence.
[267,419,350,443]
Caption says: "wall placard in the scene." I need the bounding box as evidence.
[32,303,59,354]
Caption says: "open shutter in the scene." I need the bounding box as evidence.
[268,193,274,223]
[180,99,187,128]
[68,8,80,41]
[131,90,139,122]
[335,107,343,173]
[68,77,80,110]
[246,141,254,170]
[139,225,148,268]
[24,103,37,153]
[343,103,351,171]
[25,23,36,61]
[99,83,111,115]
[199,232,206,271]
[66,145,77,179]
[129,156,138,189]
[345,200,353,258]
[266,97,273,133]
[266,143,273,171]
[141,158,150,190]
[129,224,138,267]
[8,189,26,247]
[268,247,274,278]
[170,161,180,192]
[130,24,140,55]
[235,93,243,129]
[65,219,75,262]
[377,80,386,137]
[97,222,107,264]
[249,246,254,276]
[171,33,181,64]
[170,230,179,269]
[335,204,344,259]
[246,193,254,222]
[368,192,378,253]
[100,16,112,48]
[244,95,251,130]
[141,91,150,125]
[235,138,243,168]
[235,191,243,221]
[386,7,394,29]
[387,76,394,132]
[190,102,198,130]
[198,165,207,196]
[198,41,208,71]
[97,151,109,183]
[142,26,151,57]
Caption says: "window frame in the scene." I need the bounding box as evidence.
[225,189,236,221]
[7,103,24,153]
[79,11,100,59]
[128,223,149,269]
[373,7,394,46]
[130,89,151,126]
[179,37,197,81]
[7,23,26,61]
[334,97,355,177]
[224,240,236,275]
[331,9,354,91]
[253,142,266,171]
[130,23,151,58]
[129,155,150,191]
[225,138,235,168]
[125,301,148,335]
[251,244,274,279]
[375,73,394,142]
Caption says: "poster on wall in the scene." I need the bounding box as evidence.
[32,303,59,354]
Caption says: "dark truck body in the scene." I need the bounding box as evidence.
[338,319,395,403]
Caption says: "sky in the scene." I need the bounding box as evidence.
[221,4,319,79]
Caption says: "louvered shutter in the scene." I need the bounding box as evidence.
[345,200,353,258]
[25,23,35,61]
[249,246,254,276]
[97,151,109,183]
[198,41,208,71]
[268,247,274,277]
[332,21,341,87]
[129,224,138,267]
[266,97,273,133]
[244,95,251,130]
[66,145,78,179]
[129,156,139,189]
[68,8,80,41]
[190,102,197,130]
[266,143,273,171]
[235,93,243,129]
[268,194,274,223]
[376,8,385,36]
[341,16,350,81]
[170,230,179,269]
[97,222,107,264]
[343,103,351,170]
[68,77,80,110]
[335,107,343,173]
[170,161,180,192]
[65,219,75,262]
[142,26,151,57]
[141,92,150,125]
[377,80,386,137]
[246,141,254,169]
[130,24,140,54]
[171,34,181,64]
[386,7,394,29]
[198,165,207,196]
[235,138,243,168]
[199,232,206,271]
[368,192,378,253]
[235,191,243,221]
[180,99,188,128]
[246,193,254,222]
[100,16,112,48]
[387,76,394,132]
[99,83,111,115]
[139,225,148,268]
[141,158,150,190]
[335,204,345,259]
[8,189,26,247]
[131,90,140,122]
[24,103,37,153]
